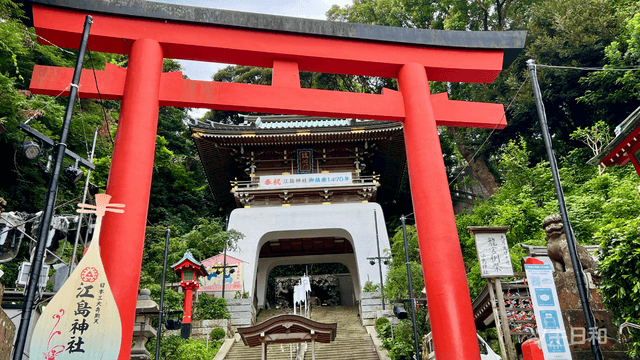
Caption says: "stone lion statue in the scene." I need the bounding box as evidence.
[544,214,597,273]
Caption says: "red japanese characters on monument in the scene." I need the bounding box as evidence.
[260,172,352,189]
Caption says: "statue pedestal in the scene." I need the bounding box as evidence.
[554,271,630,358]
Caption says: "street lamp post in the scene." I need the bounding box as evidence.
[154,228,171,360]
[12,15,93,360]
[374,209,386,310]
[401,215,421,360]
[527,59,603,360]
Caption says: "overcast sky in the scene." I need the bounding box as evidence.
[159,0,352,81]
[155,0,352,117]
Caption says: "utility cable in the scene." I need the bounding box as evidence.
[88,49,115,145]
[535,64,640,72]
[448,72,531,187]
[447,61,640,188]
[35,34,75,56]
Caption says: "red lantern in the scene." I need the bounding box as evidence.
[171,250,207,338]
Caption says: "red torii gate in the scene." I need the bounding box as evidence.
[27,1,525,359]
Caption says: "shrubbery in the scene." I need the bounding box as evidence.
[209,327,226,341]
[147,334,220,360]
[193,294,230,320]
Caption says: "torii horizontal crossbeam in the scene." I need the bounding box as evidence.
[30,64,506,128]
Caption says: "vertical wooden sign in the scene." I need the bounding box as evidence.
[30,194,123,360]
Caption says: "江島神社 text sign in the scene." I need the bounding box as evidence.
[259,172,352,189]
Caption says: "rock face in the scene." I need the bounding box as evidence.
[543,214,629,358]
[0,284,16,360]
[274,275,340,309]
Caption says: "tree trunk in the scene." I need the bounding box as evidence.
[448,128,498,196]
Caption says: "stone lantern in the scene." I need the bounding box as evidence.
[171,250,207,338]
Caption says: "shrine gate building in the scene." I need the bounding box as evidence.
[190,115,405,308]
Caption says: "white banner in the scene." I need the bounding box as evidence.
[475,232,514,277]
[525,262,572,359]
[259,172,353,189]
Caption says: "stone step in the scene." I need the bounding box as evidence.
[225,306,380,360]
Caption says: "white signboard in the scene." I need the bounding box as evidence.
[525,261,572,360]
[259,172,352,189]
[474,232,513,277]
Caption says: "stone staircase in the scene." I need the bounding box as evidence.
[222,308,304,360]
[304,306,379,360]
[222,306,379,360]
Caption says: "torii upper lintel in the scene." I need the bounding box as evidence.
[25,1,526,360]
[30,2,525,83]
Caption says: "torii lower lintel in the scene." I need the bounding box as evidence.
[26,1,525,360]
[30,64,507,128]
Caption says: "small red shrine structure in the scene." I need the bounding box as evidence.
[591,106,640,176]
[171,250,207,338]
[25,0,526,359]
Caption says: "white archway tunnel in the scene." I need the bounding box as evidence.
[227,203,391,309]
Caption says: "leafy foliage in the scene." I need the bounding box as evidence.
[209,327,226,341]
[363,280,380,293]
[193,294,230,320]
[596,218,640,356]
[376,310,428,360]
[146,335,220,360]
[384,224,423,300]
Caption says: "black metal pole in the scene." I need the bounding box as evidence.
[527,59,603,360]
[155,228,171,360]
[222,216,229,299]
[222,245,227,299]
[402,215,421,360]
[12,15,93,360]
[374,209,385,310]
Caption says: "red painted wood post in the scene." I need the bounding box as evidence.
[100,38,164,360]
[522,338,545,360]
[397,63,480,360]
[183,288,193,324]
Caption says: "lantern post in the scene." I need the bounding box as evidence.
[171,250,207,339]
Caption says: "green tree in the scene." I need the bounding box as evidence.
[596,217,640,357]
[140,221,242,289]
[193,294,230,320]
[579,1,640,109]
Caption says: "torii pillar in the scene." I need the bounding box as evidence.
[27,1,526,359]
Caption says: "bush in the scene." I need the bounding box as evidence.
[193,294,230,320]
[375,317,390,331]
[147,335,221,360]
[175,340,219,360]
[363,280,380,292]
[380,320,416,360]
[209,327,226,341]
